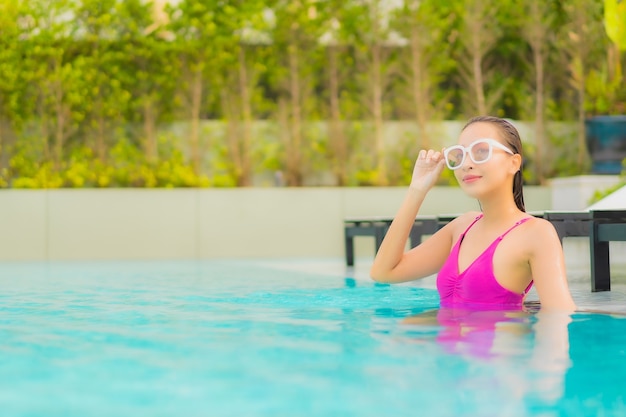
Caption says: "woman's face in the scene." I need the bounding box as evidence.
[453,122,516,197]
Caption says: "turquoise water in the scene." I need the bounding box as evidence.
[0,260,625,417]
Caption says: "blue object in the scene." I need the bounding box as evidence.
[585,115,626,174]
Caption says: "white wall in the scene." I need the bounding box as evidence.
[550,175,621,210]
[4,183,626,282]
[0,186,550,261]
[0,191,47,260]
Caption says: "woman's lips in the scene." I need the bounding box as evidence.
[462,175,481,183]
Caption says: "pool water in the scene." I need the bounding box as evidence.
[0,260,625,417]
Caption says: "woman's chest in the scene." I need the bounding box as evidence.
[456,231,532,293]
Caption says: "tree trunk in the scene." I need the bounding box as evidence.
[286,41,303,186]
[410,24,430,149]
[372,42,387,185]
[0,106,4,171]
[525,0,548,184]
[534,45,546,184]
[0,118,5,175]
[277,97,291,184]
[238,47,252,186]
[572,7,589,167]
[462,0,495,116]
[608,43,623,97]
[96,106,106,162]
[576,79,586,167]
[53,77,66,171]
[143,98,158,163]
[221,87,243,185]
[328,46,347,186]
[38,93,50,162]
[471,36,486,115]
[189,68,203,175]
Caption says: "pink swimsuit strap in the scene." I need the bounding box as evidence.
[462,214,533,249]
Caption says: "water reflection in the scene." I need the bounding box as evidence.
[401,307,573,407]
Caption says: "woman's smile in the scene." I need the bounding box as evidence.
[462,174,481,183]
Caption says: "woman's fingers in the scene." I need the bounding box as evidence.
[411,149,445,191]
[418,149,443,163]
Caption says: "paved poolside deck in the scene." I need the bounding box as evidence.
[259,258,626,315]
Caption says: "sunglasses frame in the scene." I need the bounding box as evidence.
[443,138,515,170]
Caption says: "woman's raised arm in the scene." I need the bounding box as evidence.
[370,150,452,283]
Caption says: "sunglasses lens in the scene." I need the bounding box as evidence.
[446,148,464,168]
[470,141,491,162]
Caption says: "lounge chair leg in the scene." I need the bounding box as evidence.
[345,232,354,267]
[374,225,386,255]
[590,222,611,292]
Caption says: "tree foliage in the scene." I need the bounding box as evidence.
[0,0,621,188]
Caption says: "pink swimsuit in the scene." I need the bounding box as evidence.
[436,215,533,309]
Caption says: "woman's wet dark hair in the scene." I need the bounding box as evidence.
[462,116,525,212]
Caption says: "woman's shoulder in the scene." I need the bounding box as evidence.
[523,215,557,233]
[456,211,483,224]
[454,211,483,222]
[442,211,483,234]
[438,211,480,225]
[518,215,561,246]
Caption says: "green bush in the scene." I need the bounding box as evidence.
[5,136,211,188]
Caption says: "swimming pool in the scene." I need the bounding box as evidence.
[1,259,625,417]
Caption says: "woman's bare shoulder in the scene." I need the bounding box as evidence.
[524,215,558,233]
[449,211,482,222]
[441,211,483,234]
[520,216,561,245]
[454,211,483,224]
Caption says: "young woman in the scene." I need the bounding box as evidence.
[370,116,576,311]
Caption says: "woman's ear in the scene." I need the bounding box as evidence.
[510,154,522,174]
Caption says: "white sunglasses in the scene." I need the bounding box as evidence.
[443,138,515,170]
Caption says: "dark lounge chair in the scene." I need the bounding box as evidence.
[344,209,626,292]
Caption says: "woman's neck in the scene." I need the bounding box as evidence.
[478,195,524,224]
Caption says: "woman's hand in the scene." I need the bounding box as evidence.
[409,149,446,192]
